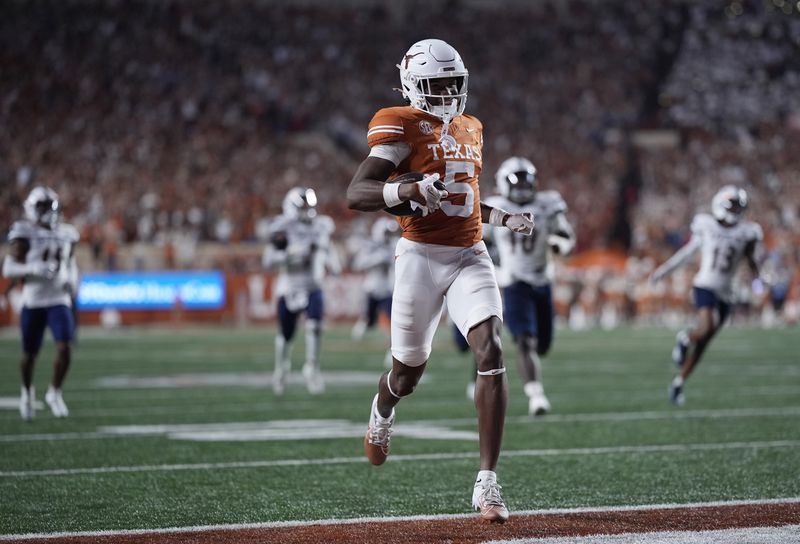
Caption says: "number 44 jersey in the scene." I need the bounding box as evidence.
[690,213,762,301]
[7,219,80,309]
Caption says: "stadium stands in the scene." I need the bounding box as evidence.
[1,0,798,323]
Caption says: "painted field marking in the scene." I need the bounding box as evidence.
[99,419,478,442]
[1,406,799,442]
[93,370,379,388]
[1,439,798,478]
[0,497,798,541]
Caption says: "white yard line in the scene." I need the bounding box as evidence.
[1,439,798,478]
[1,497,798,541]
[2,405,799,442]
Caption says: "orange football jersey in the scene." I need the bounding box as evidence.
[367,106,484,247]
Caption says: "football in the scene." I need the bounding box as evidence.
[383,172,447,217]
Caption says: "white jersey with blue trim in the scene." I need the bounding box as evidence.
[8,220,80,309]
[691,213,762,300]
[264,214,336,297]
[484,191,568,288]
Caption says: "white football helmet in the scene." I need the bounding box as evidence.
[495,157,538,204]
[397,39,468,121]
[371,216,400,243]
[711,185,748,225]
[282,187,318,222]
[24,186,60,228]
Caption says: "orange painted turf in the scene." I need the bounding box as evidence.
[12,501,800,544]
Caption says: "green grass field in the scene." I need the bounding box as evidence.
[1,324,799,536]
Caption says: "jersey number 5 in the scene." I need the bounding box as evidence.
[439,161,475,218]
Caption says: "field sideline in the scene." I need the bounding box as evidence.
[1,324,798,542]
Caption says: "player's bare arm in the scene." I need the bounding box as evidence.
[347,157,433,212]
[744,239,761,277]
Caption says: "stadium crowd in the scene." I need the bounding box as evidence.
[1,0,799,322]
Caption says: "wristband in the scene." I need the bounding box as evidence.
[489,207,509,227]
[383,183,403,208]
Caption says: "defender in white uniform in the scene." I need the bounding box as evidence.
[2,187,80,420]
[484,157,575,416]
[350,217,399,341]
[262,187,340,396]
[651,185,763,406]
[350,217,400,368]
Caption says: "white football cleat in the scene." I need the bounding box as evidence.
[669,377,685,406]
[20,385,35,421]
[45,386,69,418]
[672,330,690,368]
[364,394,394,466]
[525,381,551,416]
[302,363,325,395]
[472,479,509,523]
[272,367,288,396]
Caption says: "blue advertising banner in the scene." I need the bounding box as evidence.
[77,271,225,310]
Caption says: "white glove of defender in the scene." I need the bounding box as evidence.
[409,173,448,217]
[506,212,534,235]
[29,261,59,281]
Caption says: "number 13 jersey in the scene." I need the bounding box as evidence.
[691,213,762,300]
[367,106,483,248]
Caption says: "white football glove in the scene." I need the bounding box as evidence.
[505,212,534,235]
[29,261,59,281]
[409,173,448,217]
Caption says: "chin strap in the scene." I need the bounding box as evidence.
[439,112,457,150]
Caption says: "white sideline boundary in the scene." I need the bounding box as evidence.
[485,524,800,544]
[1,439,799,478]
[1,498,798,541]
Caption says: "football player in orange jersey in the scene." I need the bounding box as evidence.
[346,38,534,524]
